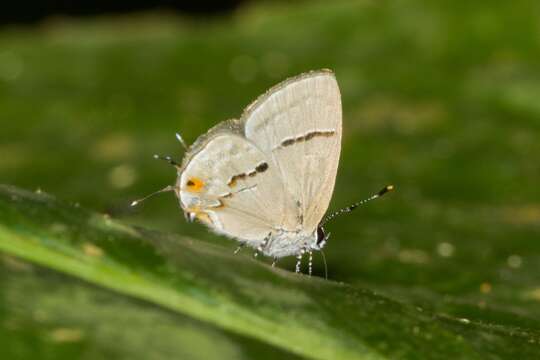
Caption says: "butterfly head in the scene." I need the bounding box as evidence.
[314,225,329,250]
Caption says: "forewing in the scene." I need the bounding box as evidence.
[178,134,284,245]
[242,70,342,232]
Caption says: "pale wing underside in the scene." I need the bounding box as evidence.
[178,70,342,245]
[179,134,283,244]
[243,71,342,232]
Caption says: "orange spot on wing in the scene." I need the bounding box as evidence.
[183,203,213,222]
[186,177,205,192]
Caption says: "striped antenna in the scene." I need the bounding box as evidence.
[153,154,181,168]
[130,185,175,207]
[176,132,188,150]
[320,185,394,226]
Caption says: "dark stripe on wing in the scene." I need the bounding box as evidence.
[278,130,336,149]
[228,162,269,187]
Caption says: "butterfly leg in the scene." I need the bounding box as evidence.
[234,243,245,254]
[308,250,313,276]
[295,253,302,273]
[271,257,278,267]
[295,248,306,273]
[254,233,271,258]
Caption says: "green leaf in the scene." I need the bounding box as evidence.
[0,254,303,360]
[1,185,539,359]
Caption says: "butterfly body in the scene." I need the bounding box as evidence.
[261,230,321,258]
[175,69,342,261]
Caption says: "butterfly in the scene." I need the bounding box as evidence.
[133,69,393,276]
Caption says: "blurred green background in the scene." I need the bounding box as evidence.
[1,0,540,358]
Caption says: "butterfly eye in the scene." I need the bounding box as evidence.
[316,226,326,245]
[186,177,204,192]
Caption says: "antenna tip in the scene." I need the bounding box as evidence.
[153,154,159,159]
[130,200,139,207]
[176,132,188,149]
[378,185,395,196]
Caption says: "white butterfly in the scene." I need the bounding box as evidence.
[133,69,392,276]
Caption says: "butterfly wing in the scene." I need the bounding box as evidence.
[177,70,342,247]
[178,127,285,245]
[242,70,342,232]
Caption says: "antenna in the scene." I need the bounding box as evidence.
[176,132,188,150]
[320,185,394,226]
[130,185,175,207]
[153,154,181,167]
